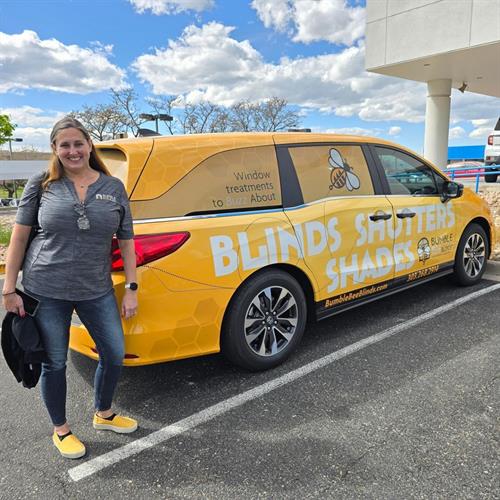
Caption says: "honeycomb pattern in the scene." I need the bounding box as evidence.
[151,296,224,359]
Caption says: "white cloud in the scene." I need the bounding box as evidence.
[250,0,293,32]
[132,23,264,96]
[469,127,492,139]
[251,0,365,45]
[9,127,52,152]
[0,106,69,151]
[339,83,427,123]
[388,126,401,136]
[0,30,126,94]
[470,118,495,128]
[324,127,382,137]
[0,106,65,128]
[449,126,465,140]
[132,22,427,124]
[128,0,214,15]
[450,93,499,124]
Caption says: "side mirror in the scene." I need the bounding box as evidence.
[441,181,463,202]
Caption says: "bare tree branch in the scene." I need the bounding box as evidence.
[110,88,144,137]
[70,104,128,141]
[254,97,300,132]
[181,102,231,134]
[229,100,258,132]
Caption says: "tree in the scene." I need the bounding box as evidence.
[229,100,259,132]
[72,93,301,138]
[70,104,129,141]
[0,114,15,146]
[145,96,177,135]
[110,88,145,137]
[181,102,231,134]
[0,179,26,198]
[253,97,300,132]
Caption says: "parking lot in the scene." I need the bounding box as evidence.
[0,269,499,499]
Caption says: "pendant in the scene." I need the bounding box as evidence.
[77,215,90,231]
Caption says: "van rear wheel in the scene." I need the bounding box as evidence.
[222,270,307,371]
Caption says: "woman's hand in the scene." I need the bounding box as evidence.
[2,292,26,317]
[3,223,31,318]
[121,289,138,319]
[117,238,138,320]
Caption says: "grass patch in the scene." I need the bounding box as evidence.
[0,224,12,245]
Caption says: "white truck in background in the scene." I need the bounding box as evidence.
[485,118,500,183]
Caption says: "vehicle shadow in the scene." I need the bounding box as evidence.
[69,276,492,426]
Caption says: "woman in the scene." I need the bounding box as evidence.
[2,117,138,459]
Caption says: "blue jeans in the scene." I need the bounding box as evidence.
[26,288,125,426]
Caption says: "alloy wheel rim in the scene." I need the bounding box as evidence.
[462,233,486,278]
[244,286,298,357]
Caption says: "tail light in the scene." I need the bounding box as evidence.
[111,232,190,271]
[487,135,493,145]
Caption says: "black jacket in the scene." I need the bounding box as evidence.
[1,312,46,388]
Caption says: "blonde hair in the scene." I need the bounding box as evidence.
[43,116,111,189]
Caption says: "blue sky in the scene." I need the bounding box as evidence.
[1,0,498,153]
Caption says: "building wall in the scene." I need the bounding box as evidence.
[366,0,500,69]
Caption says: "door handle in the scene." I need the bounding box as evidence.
[396,210,416,219]
[369,211,392,221]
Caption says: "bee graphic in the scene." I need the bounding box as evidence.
[328,148,360,191]
[417,238,431,262]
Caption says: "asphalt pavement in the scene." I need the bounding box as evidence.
[0,265,499,499]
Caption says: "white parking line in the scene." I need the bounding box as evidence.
[68,283,500,482]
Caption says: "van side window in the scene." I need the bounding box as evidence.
[288,145,374,203]
[130,146,281,218]
[375,147,439,196]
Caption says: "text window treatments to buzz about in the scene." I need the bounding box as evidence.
[130,146,282,219]
[288,145,375,203]
[374,146,445,196]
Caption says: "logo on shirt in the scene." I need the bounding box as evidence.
[96,194,117,203]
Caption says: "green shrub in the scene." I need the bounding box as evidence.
[0,223,12,245]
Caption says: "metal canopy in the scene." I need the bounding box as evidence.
[369,42,500,98]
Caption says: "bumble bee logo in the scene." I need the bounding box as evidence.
[328,148,360,192]
[417,238,431,262]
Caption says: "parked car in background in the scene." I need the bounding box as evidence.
[0,198,20,207]
[446,161,484,178]
[484,118,500,183]
[66,132,495,371]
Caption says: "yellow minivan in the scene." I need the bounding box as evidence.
[69,133,495,370]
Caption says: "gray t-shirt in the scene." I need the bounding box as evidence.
[16,171,134,301]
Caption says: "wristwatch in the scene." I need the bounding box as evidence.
[125,282,138,291]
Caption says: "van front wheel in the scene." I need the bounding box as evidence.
[222,270,307,371]
[453,223,488,286]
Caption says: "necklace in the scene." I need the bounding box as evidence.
[70,171,98,189]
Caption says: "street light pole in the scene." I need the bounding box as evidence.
[7,137,23,160]
[139,113,173,134]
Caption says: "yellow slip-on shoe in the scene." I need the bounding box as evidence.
[93,413,138,434]
[52,431,86,459]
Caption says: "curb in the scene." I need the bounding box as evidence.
[486,259,500,277]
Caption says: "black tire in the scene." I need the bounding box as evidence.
[221,269,307,371]
[484,173,498,183]
[453,223,489,286]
